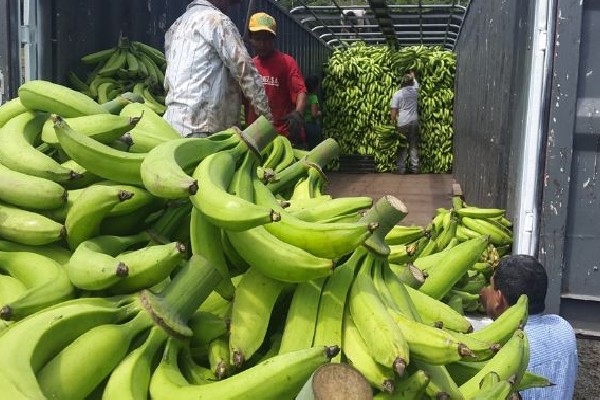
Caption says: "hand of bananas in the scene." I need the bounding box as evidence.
[0,81,551,399]
[322,43,456,173]
[67,35,167,115]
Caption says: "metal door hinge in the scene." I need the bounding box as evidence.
[20,24,35,45]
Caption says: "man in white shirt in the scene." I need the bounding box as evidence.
[390,71,420,174]
[163,0,272,137]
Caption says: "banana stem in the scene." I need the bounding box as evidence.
[240,116,278,155]
[160,254,224,323]
[267,138,340,194]
[138,255,224,338]
[360,195,408,256]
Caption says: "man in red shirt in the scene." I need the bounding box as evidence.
[246,12,307,147]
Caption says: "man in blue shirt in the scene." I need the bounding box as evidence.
[479,254,578,399]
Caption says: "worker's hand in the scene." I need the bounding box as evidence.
[282,110,304,139]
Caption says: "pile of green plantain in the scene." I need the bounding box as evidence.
[322,43,456,173]
[0,80,551,399]
[67,35,167,115]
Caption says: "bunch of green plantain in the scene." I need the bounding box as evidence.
[385,195,514,316]
[66,35,167,115]
[322,42,456,173]
[0,78,550,399]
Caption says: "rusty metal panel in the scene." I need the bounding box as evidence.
[452,0,534,211]
[0,0,20,101]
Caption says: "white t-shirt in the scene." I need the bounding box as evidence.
[391,83,419,127]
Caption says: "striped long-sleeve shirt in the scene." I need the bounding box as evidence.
[521,314,578,400]
[163,0,271,136]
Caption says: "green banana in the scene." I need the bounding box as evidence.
[456,207,505,219]
[288,196,372,222]
[343,311,395,393]
[312,248,367,362]
[66,232,150,290]
[405,284,473,333]
[190,207,235,301]
[385,225,426,245]
[0,162,67,210]
[226,225,334,282]
[0,239,71,265]
[64,184,134,249]
[279,278,326,354]
[228,267,290,367]
[373,369,430,399]
[190,144,278,231]
[254,179,377,259]
[189,310,229,352]
[149,343,339,400]
[120,103,179,152]
[0,251,74,321]
[53,115,146,185]
[0,297,133,399]
[461,217,512,246]
[349,259,409,376]
[0,111,79,182]
[468,294,528,346]
[458,330,528,398]
[140,132,240,199]
[37,311,154,399]
[208,335,231,380]
[0,202,65,245]
[0,97,28,128]
[102,326,169,400]
[418,236,489,300]
[41,113,140,145]
[18,80,108,117]
[109,241,187,294]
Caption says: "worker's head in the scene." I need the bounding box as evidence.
[400,73,414,88]
[249,12,277,58]
[305,75,320,93]
[479,254,548,320]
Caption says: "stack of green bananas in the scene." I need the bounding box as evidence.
[0,79,355,399]
[67,35,167,115]
[386,195,514,315]
[322,43,456,173]
[372,124,405,172]
[0,78,551,398]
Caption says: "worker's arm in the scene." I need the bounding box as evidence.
[210,16,272,121]
[295,91,307,114]
[390,108,398,125]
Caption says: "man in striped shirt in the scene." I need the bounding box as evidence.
[480,254,578,399]
[163,0,272,137]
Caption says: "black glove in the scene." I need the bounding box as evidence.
[281,110,304,142]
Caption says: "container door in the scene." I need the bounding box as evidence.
[0,0,21,101]
[559,1,600,335]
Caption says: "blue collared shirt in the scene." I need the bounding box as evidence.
[521,314,578,400]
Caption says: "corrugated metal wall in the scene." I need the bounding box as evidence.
[452,0,534,212]
[33,0,330,88]
[539,0,599,333]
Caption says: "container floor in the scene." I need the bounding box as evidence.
[324,172,456,227]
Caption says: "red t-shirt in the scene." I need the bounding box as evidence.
[247,50,306,136]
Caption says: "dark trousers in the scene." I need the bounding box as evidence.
[304,121,322,150]
[397,121,420,173]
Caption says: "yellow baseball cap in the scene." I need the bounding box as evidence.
[249,12,277,36]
